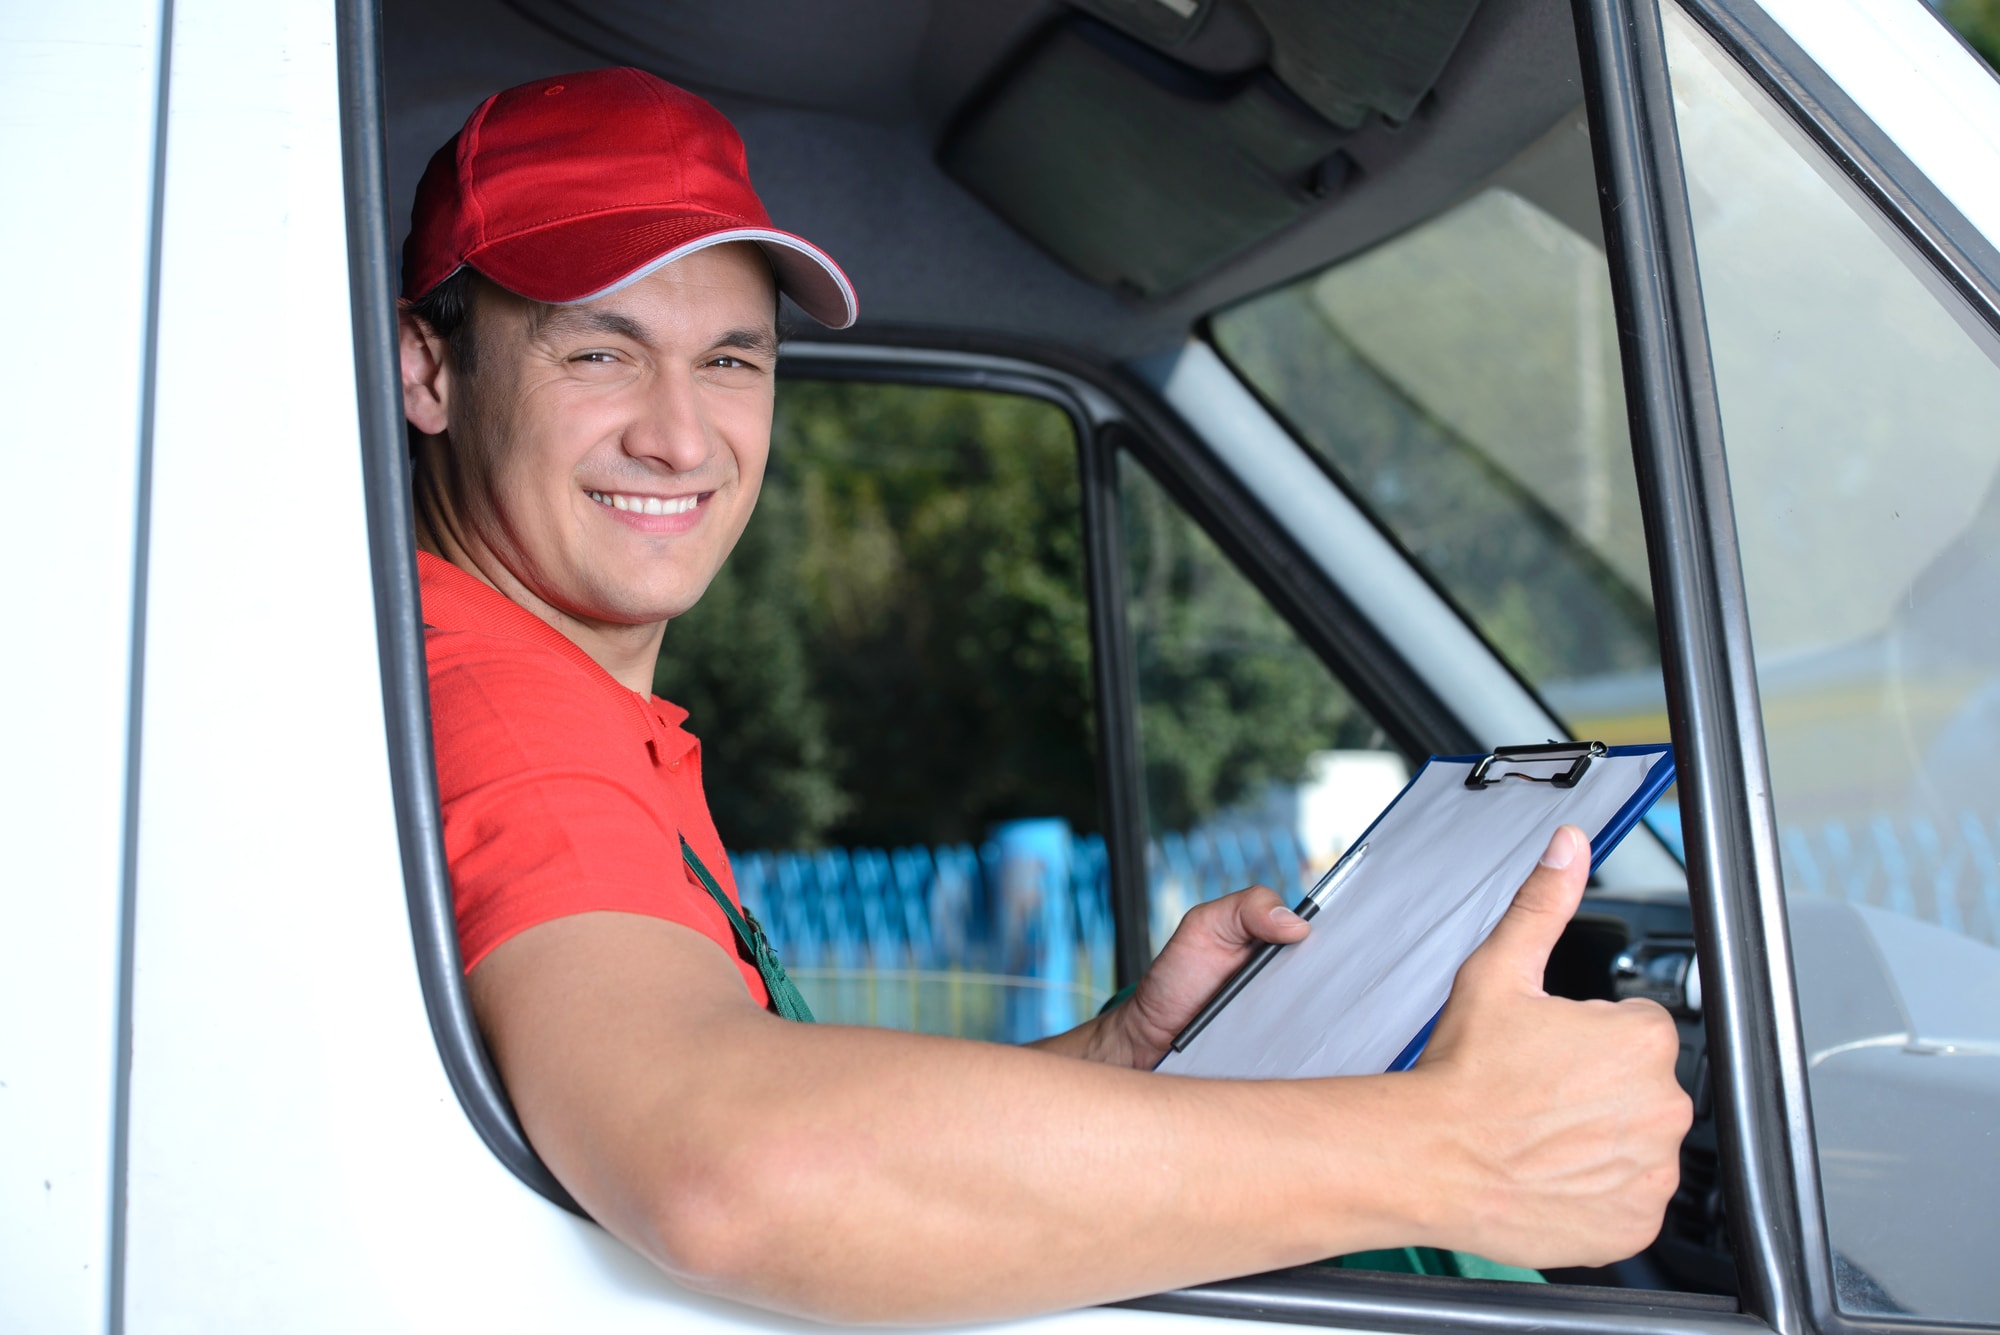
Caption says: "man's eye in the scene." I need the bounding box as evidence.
[710,355,747,369]
[570,350,619,365]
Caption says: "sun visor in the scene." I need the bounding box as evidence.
[941,2,1482,299]
[941,16,1352,299]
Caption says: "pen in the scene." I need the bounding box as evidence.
[1169,842,1371,1054]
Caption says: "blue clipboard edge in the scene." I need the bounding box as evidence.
[1382,743,1678,1071]
[1157,744,1678,1075]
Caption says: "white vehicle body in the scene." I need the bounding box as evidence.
[4,0,1997,1331]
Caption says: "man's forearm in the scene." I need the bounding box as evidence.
[474,915,1443,1324]
[674,1026,1448,1322]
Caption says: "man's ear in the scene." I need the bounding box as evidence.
[400,309,453,437]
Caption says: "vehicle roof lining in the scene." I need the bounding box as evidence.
[383,0,1586,364]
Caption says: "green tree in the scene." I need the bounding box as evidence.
[1122,459,1387,832]
[651,475,851,849]
[781,381,1100,849]
[1943,0,2000,69]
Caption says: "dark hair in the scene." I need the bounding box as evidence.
[405,265,482,378]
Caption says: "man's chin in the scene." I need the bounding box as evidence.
[569,578,715,629]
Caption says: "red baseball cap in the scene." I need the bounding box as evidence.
[403,67,857,328]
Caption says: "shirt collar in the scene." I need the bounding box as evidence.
[417,550,697,767]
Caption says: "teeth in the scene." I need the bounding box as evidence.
[589,490,700,515]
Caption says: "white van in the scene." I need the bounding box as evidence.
[7,0,2000,1330]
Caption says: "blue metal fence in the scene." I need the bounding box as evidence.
[732,821,1316,1040]
[1642,807,1998,945]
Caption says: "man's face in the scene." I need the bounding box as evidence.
[427,243,779,629]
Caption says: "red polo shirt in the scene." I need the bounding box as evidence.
[418,550,770,1007]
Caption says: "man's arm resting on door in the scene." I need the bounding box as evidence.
[466,826,1692,1325]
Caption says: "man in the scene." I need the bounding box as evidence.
[400,67,1690,1324]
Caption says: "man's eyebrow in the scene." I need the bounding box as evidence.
[528,305,653,345]
[711,326,779,358]
[527,307,777,360]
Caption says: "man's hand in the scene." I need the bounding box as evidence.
[1040,823,1691,1270]
[1061,883,1311,1069]
[1405,824,1694,1267]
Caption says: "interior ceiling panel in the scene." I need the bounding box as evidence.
[491,0,1056,125]
[384,0,1586,363]
[496,0,934,120]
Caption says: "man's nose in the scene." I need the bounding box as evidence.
[624,369,715,473]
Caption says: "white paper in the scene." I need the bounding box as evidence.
[1154,751,1667,1080]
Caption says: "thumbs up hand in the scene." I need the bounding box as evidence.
[1406,825,1693,1269]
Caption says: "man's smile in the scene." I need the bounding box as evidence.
[585,488,711,517]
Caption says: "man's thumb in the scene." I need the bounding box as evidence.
[1465,825,1591,995]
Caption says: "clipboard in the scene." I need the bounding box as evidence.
[1153,741,1675,1081]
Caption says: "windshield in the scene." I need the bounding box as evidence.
[1210,111,1669,755]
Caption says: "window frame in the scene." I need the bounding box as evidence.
[1643,4,2000,1333]
[1165,0,2000,1327]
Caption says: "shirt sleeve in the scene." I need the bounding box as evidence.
[425,633,741,975]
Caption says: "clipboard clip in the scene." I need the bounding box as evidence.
[1465,740,1608,790]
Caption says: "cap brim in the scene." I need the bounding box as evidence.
[465,213,857,329]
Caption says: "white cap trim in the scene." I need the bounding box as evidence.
[561,226,859,329]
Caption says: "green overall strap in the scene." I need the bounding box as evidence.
[680,837,815,1023]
